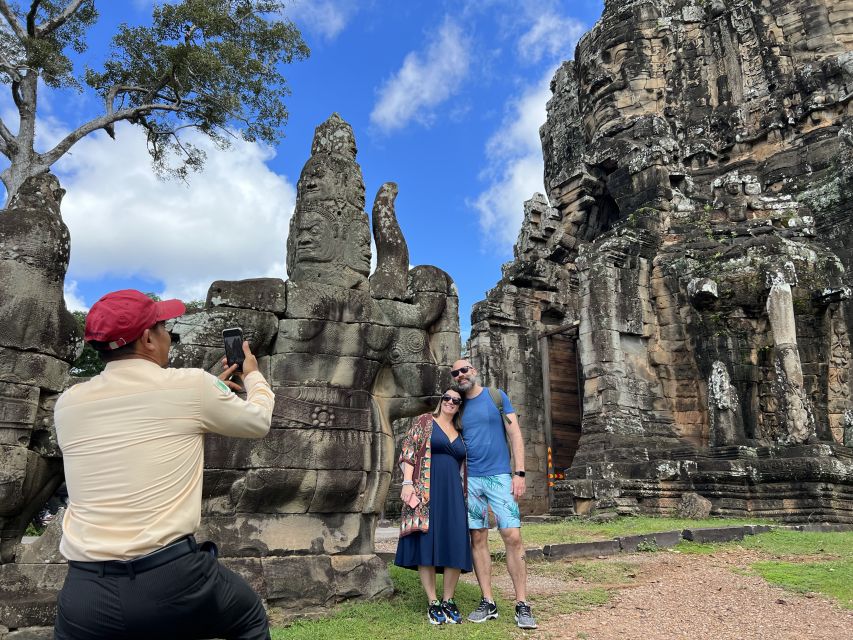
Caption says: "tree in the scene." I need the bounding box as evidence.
[0,0,308,206]
[69,309,102,377]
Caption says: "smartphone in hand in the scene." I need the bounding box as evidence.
[222,327,245,372]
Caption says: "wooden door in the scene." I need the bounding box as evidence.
[548,333,582,472]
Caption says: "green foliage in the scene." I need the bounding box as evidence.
[636,539,659,553]
[184,299,205,312]
[0,1,308,201]
[69,309,104,377]
[83,0,309,180]
[0,1,98,89]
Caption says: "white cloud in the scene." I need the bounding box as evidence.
[517,12,587,64]
[55,123,296,303]
[470,69,552,247]
[63,280,89,312]
[370,18,471,132]
[471,6,588,250]
[287,0,361,41]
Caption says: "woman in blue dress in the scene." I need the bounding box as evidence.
[395,388,472,625]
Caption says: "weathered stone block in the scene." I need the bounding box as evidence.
[676,492,713,519]
[204,428,384,472]
[543,539,619,559]
[232,469,318,514]
[330,554,393,600]
[207,278,288,314]
[0,349,68,393]
[198,512,374,557]
[261,555,334,606]
[0,383,39,431]
[617,530,682,551]
[681,527,746,543]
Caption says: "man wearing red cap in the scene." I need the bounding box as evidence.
[53,290,275,640]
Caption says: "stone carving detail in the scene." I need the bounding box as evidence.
[708,361,745,447]
[471,0,853,521]
[168,113,460,610]
[766,278,815,444]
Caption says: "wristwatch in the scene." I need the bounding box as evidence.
[514,471,526,478]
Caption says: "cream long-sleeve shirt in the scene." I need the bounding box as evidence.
[54,358,274,561]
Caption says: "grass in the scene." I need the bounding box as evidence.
[676,530,853,608]
[490,516,768,551]
[752,560,852,607]
[273,562,617,638]
[273,566,518,639]
[272,523,852,636]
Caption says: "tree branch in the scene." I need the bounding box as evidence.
[26,0,42,37]
[0,115,16,151]
[0,52,23,82]
[36,0,86,37]
[39,103,182,167]
[0,0,27,40]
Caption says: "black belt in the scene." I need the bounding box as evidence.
[69,535,198,577]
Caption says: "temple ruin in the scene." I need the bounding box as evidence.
[1,0,853,633]
[470,0,853,520]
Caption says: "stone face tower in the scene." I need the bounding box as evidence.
[470,0,853,520]
[0,115,461,628]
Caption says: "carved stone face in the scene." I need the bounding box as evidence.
[293,207,338,264]
[297,155,365,210]
[344,218,372,278]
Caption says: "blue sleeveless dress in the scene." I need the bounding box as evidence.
[394,422,472,573]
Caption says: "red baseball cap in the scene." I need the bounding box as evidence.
[85,289,186,350]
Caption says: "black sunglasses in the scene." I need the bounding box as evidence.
[441,394,462,406]
[450,365,473,377]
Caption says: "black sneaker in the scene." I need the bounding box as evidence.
[427,600,446,625]
[441,598,462,624]
[467,597,498,623]
[515,601,537,629]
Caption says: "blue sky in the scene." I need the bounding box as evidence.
[8,0,604,337]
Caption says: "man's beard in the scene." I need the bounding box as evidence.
[456,375,480,392]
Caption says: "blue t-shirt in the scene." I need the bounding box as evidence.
[461,388,515,477]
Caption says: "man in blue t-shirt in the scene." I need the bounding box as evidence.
[452,359,537,630]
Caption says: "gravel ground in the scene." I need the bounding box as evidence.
[531,551,853,640]
[377,532,852,639]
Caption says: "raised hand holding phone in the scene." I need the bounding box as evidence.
[222,327,245,372]
[218,330,260,392]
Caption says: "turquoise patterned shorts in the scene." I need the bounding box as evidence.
[467,474,521,530]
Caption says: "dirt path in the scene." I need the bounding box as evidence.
[377,533,852,639]
[505,551,853,640]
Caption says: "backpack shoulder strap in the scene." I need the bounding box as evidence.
[488,387,512,425]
